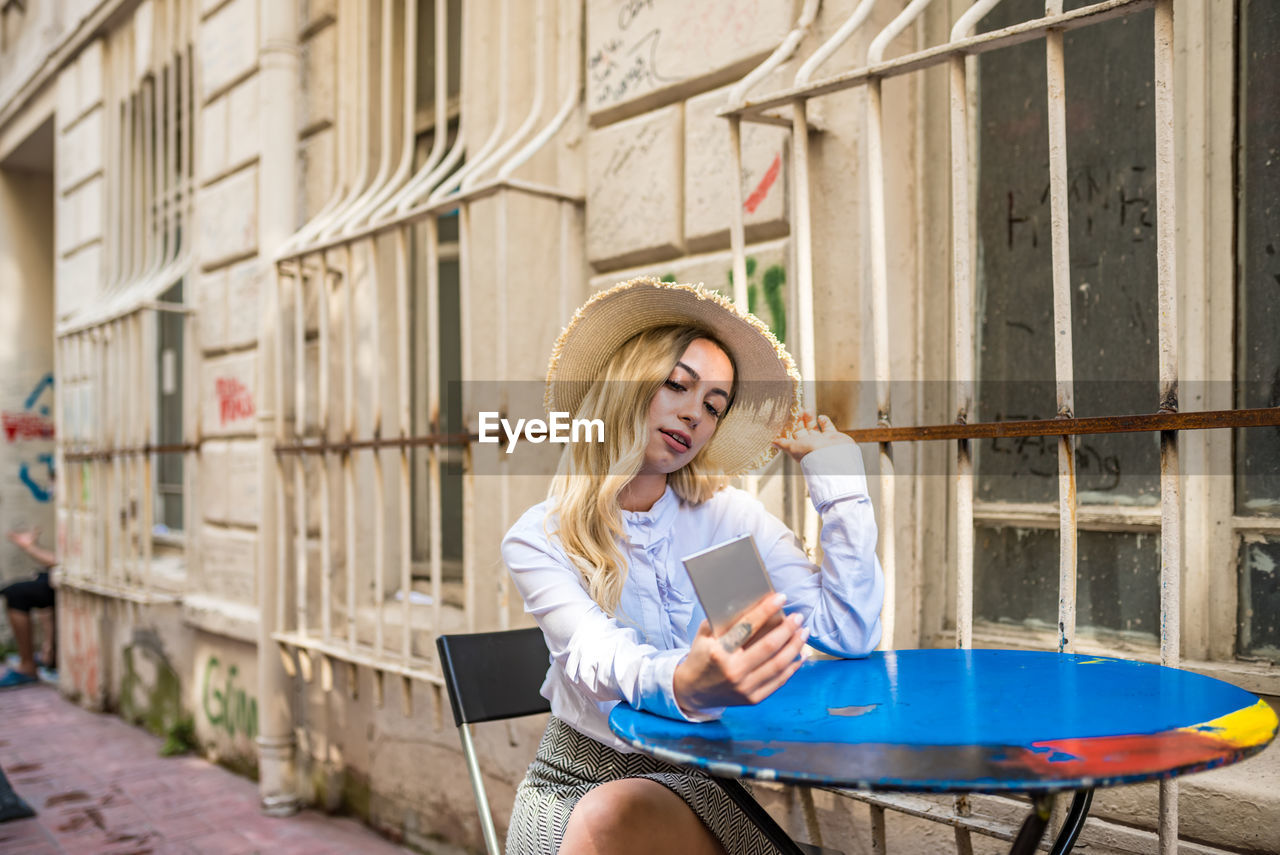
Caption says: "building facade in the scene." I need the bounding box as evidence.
[1,0,1277,852]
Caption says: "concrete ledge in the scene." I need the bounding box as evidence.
[182,592,260,643]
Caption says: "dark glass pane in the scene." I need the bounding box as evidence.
[410,221,463,576]
[975,0,1159,506]
[156,281,184,535]
[1238,536,1280,662]
[1235,0,1280,515]
[975,525,1159,640]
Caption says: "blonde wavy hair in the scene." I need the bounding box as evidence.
[547,326,734,615]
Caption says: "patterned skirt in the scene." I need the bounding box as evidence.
[505,716,777,855]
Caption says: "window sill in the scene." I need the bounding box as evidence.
[181,593,260,643]
[928,625,1280,698]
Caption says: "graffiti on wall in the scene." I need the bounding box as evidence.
[62,597,101,701]
[201,656,258,741]
[4,373,56,502]
[215,377,255,426]
[743,153,782,215]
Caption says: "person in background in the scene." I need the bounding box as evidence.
[1,528,57,688]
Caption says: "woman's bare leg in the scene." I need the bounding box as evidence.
[559,778,726,855]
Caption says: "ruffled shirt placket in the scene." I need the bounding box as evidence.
[621,489,685,650]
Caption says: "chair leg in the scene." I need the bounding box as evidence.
[460,724,503,855]
[1008,792,1054,855]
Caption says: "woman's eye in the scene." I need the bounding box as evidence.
[664,379,685,392]
[704,402,722,419]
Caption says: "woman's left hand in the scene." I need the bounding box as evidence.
[773,412,853,462]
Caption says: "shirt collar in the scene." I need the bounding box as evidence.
[621,485,680,548]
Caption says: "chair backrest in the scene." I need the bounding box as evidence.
[436,627,552,727]
[437,628,553,855]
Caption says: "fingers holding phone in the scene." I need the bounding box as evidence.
[674,592,809,713]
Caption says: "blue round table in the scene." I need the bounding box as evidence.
[609,650,1277,854]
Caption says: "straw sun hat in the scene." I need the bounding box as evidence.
[545,277,802,475]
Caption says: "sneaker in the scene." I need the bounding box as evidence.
[0,669,38,689]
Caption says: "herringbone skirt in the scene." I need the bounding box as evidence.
[505,716,777,855]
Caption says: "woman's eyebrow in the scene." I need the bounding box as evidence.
[675,361,731,399]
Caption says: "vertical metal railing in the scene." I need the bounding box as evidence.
[55,0,196,603]
[1151,2,1180,850]
[719,0,1196,850]
[1044,0,1079,656]
[269,0,583,697]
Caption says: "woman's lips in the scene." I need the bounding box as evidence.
[660,429,691,452]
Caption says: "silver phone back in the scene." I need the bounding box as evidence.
[681,533,775,634]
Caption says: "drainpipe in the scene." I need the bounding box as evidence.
[256,0,300,817]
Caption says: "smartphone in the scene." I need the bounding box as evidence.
[681,533,776,635]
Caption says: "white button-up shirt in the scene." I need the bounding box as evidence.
[502,444,884,752]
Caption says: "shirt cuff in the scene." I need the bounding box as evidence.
[643,648,725,722]
[801,444,870,510]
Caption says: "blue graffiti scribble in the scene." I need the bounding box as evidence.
[19,453,55,503]
[24,373,54,412]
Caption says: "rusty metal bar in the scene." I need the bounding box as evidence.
[867,0,922,650]
[344,245,358,654]
[63,442,201,461]
[294,266,309,639]
[276,177,583,266]
[722,0,1154,122]
[1045,0,1078,654]
[1153,0,1180,851]
[369,240,387,657]
[319,254,334,644]
[396,223,413,659]
[425,214,444,649]
[841,407,1279,443]
[950,9,978,652]
[275,266,291,633]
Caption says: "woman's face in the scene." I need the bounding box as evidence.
[639,338,734,476]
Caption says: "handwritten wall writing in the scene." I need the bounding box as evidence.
[215,377,254,426]
[6,373,56,502]
[586,1,791,111]
[202,656,259,741]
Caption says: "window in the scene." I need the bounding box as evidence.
[973,0,1161,643]
[154,280,185,538]
[1235,0,1280,661]
[55,3,195,595]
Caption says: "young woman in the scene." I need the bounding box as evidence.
[503,278,885,854]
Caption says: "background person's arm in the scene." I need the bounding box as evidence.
[8,528,58,568]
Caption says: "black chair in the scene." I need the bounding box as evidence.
[436,628,841,855]
[437,627,552,855]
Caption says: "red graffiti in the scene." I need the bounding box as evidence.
[744,153,782,214]
[2,411,55,442]
[64,598,101,702]
[216,378,255,426]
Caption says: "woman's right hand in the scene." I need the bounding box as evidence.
[672,592,809,714]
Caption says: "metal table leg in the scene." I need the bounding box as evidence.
[1049,789,1094,855]
[1009,789,1095,855]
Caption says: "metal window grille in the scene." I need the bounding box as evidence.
[55,0,198,602]
[723,0,1279,851]
[270,0,584,704]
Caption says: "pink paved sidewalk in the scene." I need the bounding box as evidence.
[0,684,417,855]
